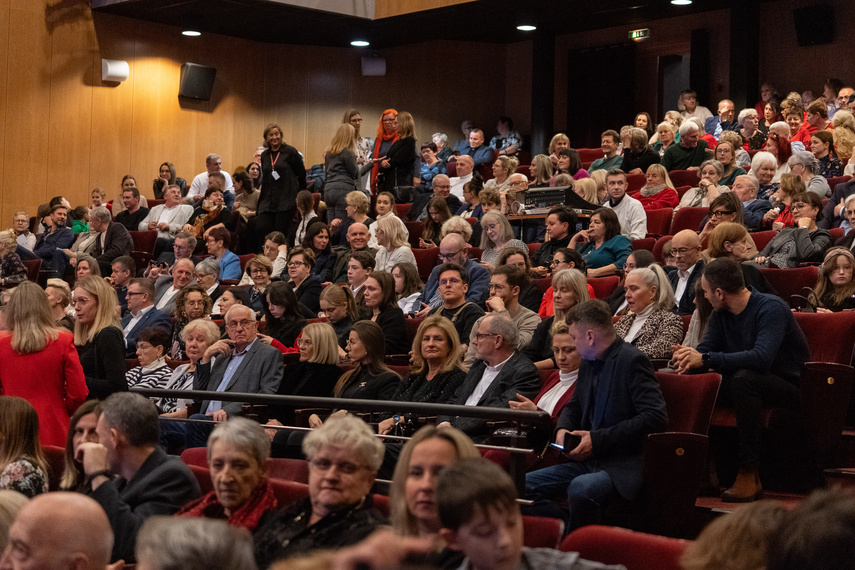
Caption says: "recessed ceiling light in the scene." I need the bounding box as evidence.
[517,25,536,31]
[351,40,370,47]
[182,30,201,36]
[671,0,692,4]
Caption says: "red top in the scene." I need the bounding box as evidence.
[535,369,578,422]
[0,332,88,446]
[539,284,597,318]
[637,187,680,211]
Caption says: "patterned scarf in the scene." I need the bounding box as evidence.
[176,478,278,530]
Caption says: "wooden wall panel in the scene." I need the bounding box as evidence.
[374,0,475,19]
[0,0,10,201]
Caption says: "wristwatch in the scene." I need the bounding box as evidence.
[87,469,112,482]
[701,352,711,369]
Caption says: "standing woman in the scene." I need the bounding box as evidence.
[324,123,360,225]
[73,275,127,399]
[342,109,374,194]
[0,397,49,497]
[370,109,399,192]
[153,162,186,199]
[292,189,318,247]
[232,170,259,252]
[379,111,417,200]
[0,282,88,447]
[257,123,306,245]
[360,270,408,355]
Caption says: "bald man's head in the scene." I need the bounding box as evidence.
[455,155,475,177]
[671,229,702,271]
[1,492,113,570]
[347,222,369,250]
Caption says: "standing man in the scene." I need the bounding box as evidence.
[525,300,668,530]
[601,169,647,240]
[665,230,705,315]
[187,153,234,204]
[91,207,133,276]
[77,392,201,563]
[34,203,74,279]
[115,187,150,232]
[671,259,809,502]
[588,130,623,172]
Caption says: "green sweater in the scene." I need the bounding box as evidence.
[661,140,710,171]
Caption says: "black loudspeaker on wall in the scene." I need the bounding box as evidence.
[179,63,217,101]
[793,5,834,47]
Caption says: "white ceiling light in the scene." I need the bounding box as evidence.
[182,30,201,36]
[671,0,692,5]
[351,40,370,47]
[517,25,536,31]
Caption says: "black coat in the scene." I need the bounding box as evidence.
[378,136,416,196]
[259,144,306,214]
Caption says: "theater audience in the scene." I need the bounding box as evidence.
[378,316,468,435]
[171,285,212,359]
[811,248,855,312]
[74,275,127,399]
[0,282,87,447]
[360,270,407,355]
[393,262,423,314]
[754,191,831,268]
[570,208,632,277]
[136,517,257,570]
[636,164,679,210]
[319,284,358,350]
[176,418,277,530]
[253,415,386,568]
[0,396,49,497]
[788,150,831,197]
[77,392,201,562]
[705,222,773,294]
[264,281,308,348]
[620,127,659,175]
[126,327,173,390]
[614,265,683,360]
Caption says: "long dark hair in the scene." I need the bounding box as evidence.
[333,321,392,396]
[262,282,303,338]
[302,220,331,253]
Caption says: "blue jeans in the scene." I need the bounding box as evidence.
[524,459,616,531]
[159,414,217,453]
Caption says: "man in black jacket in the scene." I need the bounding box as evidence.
[91,207,133,275]
[77,393,201,563]
[407,174,461,221]
[665,229,705,315]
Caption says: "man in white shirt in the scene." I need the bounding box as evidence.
[664,230,705,315]
[187,153,234,204]
[436,314,540,442]
[449,155,475,201]
[601,169,647,240]
[122,278,172,354]
[139,185,194,255]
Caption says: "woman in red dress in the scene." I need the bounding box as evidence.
[0,282,88,446]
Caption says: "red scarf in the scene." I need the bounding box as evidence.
[176,478,278,530]
[371,108,399,189]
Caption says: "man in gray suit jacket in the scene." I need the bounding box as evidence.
[122,278,172,355]
[153,258,196,315]
[184,305,283,447]
[437,314,540,442]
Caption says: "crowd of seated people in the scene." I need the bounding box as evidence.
[4,93,855,568]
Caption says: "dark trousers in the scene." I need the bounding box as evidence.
[720,369,800,467]
[256,209,295,247]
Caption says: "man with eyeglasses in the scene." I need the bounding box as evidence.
[463,264,541,366]
[407,174,461,222]
[122,278,173,356]
[664,230,705,315]
[12,210,36,251]
[436,314,539,442]
[733,175,772,230]
[428,263,485,354]
[154,257,196,315]
[147,231,201,279]
[174,304,283,449]
[412,233,489,318]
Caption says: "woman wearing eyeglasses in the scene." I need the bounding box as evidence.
[698,193,758,258]
[73,276,127,399]
[285,247,322,315]
[753,191,831,268]
[245,255,273,315]
[676,159,728,211]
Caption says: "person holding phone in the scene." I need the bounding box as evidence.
[524,300,668,532]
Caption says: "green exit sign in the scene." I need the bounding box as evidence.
[629,28,650,41]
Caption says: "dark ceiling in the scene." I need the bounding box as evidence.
[91,0,739,49]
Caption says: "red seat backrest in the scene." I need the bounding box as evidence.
[793,311,855,365]
[42,445,66,491]
[750,230,777,253]
[180,447,208,468]
[188,464,214,494]
[645,208,673,237]
[626,173,645,193]
[268,458,309,484]
[404,221,424,249]
[446,161,457,177]
[587,276,619,299]
[560,525,689,570]
[533,277,551,294]
[412,247,438,282]
[757,266,818,302]
[655,371,721,434]
[631,237,655,252]
[523,515,564,549]
[527,242,541,258]
[652,234,674,264]
[576,148,603,163]
[269,478,310,506]
[668,170,700,188]
[395,203,412,219]
[669,207,707,234]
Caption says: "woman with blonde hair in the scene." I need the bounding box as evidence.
[45,278,74,332]
[0,230,26,288]
[378,111,417,199]
[548,133,570,168]
[589,169,608,204]
[0,282,87,446]
[389,425,479,550]
[378,315,467,437]
[832,109,855,162]
[479,210,527,268]
[524,268,589,369]
[318,284,359,350]
[530,154,554,188]
[368,191,408,249]
[375,216,416,273]
[573,178,599,205]
[637,163,679,210]
[0,396,49,497]
[439,216,473,243]
[332,190,373,245]
[73,275,126,399]
[324,123,362,224]
[484,155,518,192]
